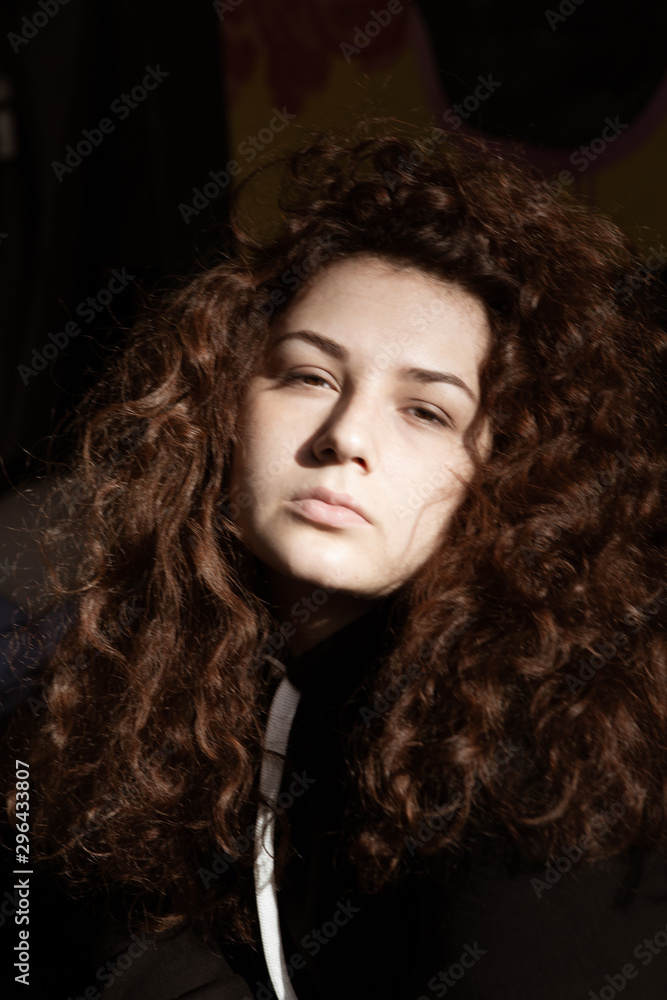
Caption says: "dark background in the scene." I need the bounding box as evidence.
[0,0,665,611]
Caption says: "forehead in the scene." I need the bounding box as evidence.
[271,256,491,381]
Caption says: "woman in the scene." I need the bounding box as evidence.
[3,125,666,999]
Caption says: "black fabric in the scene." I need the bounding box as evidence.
[4,600,667,998]
[1,0,230,484]
[88,922,251,1000]
[231,599,667,999]
[0,871,253,1000]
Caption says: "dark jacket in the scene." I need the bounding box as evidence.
[4,600,667,998]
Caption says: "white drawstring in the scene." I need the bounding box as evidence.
[254,660,302,1000]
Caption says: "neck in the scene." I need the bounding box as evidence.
[261,568,383,656]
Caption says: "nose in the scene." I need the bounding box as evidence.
[310,387,377,470]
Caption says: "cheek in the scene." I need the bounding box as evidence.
[386,447,470,519]
[396,490,464,566]
[233,406,299,503]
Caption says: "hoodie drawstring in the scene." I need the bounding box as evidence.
[254,661,302,1000]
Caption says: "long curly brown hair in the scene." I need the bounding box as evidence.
[4,122,666,947]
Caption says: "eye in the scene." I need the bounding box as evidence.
[281,371,332,388]
[406,405,452,429]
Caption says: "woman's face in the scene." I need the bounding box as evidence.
[230,255,491,600]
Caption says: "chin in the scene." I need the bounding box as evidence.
[265,547,371,594]
[285,561,358,592]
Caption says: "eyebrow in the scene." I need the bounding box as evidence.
[271,330,478,403]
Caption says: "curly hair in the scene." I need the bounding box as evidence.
[3,122,666,947]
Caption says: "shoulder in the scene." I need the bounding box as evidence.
[91,919,252,999]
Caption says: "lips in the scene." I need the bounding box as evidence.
[290,486,371,526]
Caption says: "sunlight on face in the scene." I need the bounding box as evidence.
[229,255,491,599]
